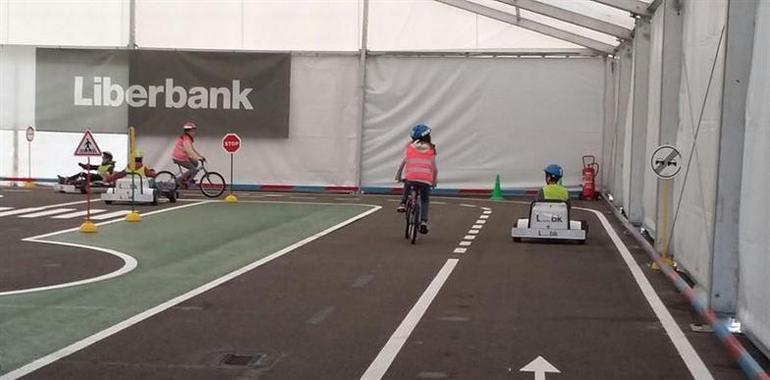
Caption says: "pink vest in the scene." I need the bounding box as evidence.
[403,143,435,184]
[172,134,192,161]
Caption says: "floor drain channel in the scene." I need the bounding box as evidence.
[220,353,266,367]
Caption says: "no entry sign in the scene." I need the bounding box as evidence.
[222,133,241,154]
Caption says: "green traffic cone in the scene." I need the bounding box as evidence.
[490,174,504,201]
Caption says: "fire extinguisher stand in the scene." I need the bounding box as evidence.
[581,155,599,200]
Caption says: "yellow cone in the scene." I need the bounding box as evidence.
[224,194,239,203]
[24,181,36,188]
[125,211,142,222]
[79,220,98,233]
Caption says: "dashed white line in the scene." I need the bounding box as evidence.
[459,241,471,247]
[464,235,476,240]
[482,210,492,215]
[468,230,480,235]
[459,204,476,208]
[475,220,486,224]
[472,224,483,229]
[453,248,467,254]
[479,215,489,219]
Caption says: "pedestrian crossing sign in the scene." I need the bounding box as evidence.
[74,130,102,157]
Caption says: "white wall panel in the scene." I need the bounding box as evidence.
[138,55,361,187]
[739,0,770,356]
[671,0,727,290]
[135,1,243,50]
[642,7,664,233]
[1,0,128,46]
[0,46,35,131]
[362,56,604,189]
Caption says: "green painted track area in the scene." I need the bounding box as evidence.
[0,201,376,376]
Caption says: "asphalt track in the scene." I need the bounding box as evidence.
[1,187,768,379]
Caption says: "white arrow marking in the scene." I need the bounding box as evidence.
[520,356,560,380]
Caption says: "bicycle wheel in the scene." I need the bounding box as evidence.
[199,171,226,198]
[410,201,420,244]
[404,200,413,239]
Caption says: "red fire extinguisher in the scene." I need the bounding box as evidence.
[581,155,599,200]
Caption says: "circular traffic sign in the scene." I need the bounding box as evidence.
[222,133,241,153]
[650,145,682,179]
[25,126,35,142]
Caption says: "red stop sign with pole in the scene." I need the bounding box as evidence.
[222,133,241,153]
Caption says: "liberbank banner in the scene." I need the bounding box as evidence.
[35,48,290,138]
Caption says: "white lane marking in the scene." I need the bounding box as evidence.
[453,248,467,254]
[290,196,318,200]
[480,215,489,219]
[263,194,285,197]
[19,208,77,218]
[459,241,471,247]
[480,207,491,211]
[52,210,107,219]
[459,204,476,208]
[3,204,381,380]
[0,206,12,211]
[577,207,713,380]
[0,243,137,297]
[482,210,492,215]
[464,235,476,240]
[472,224,483,229]
[0,200,90,218]
[361,259,458,380]
[468,230,480,235]
[0,207,45,217]
[89,210,130,220]
[475,220,486,224]
[432,201,446,205]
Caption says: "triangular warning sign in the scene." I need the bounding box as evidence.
[74,130,102,157]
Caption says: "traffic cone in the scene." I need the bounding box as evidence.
[490,174,504,201]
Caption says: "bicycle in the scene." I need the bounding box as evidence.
[403,183,422,244]
[156,160,226,198]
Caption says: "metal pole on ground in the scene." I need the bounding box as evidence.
[79,156,97,233]
[126,129,141,222]
[24,125,35,188]
[225,153,238,203]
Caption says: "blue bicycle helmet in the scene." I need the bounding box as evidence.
[544,164,563,178]
[410,123,431,140]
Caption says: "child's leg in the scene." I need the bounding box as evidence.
[400,182,410,204]
[419,183,430,222]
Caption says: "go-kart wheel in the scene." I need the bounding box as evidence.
[105,200,113,205]
[513,237,521,243]
[578,219,588,245]
[152,190,158,206]
[168,190,177,203]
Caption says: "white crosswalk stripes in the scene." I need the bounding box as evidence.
[19,208,76,218]
[90,210,130,220]
[0,206,128,220]
[52,209,107,219]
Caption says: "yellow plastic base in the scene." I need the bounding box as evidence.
[224,194,239,203]
[24,181,36,188]
[125,211,142,222]
[650,256,675,271]
[79,220,98,233]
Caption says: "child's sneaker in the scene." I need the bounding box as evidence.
[396,203,406,213]
[419,221,429,234]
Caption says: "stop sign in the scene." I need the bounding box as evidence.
[222,133,241,153]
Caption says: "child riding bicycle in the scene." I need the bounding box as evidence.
[395,123,438,234]
[172,121,206,188]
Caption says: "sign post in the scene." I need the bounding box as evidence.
[24,126,35,188]
[222,133,241,203]
[74,130,102,233]
[650,145,682,270]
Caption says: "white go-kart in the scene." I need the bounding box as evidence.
[512,200,587,244]
[101,174,177,205]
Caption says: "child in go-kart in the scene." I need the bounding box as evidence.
[107,151,156,181]
[537,164,570,202]
[58,151,115,185]
[395,123,438,234]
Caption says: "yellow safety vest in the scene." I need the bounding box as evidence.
[542,184,570,201]
[97,162,114,175]
[126,166,148,177]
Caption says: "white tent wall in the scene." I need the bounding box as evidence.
[608,46,632,205]
[671,0,727,291]
[0,45,35,179]
[135,0,361,51]
[0,0,128,46]
[137,54,361,187]
[642,7,665,235]
[600,57,616,192]
[620,57,634,212]
[361,56,605,189]
[739,0,770,356]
